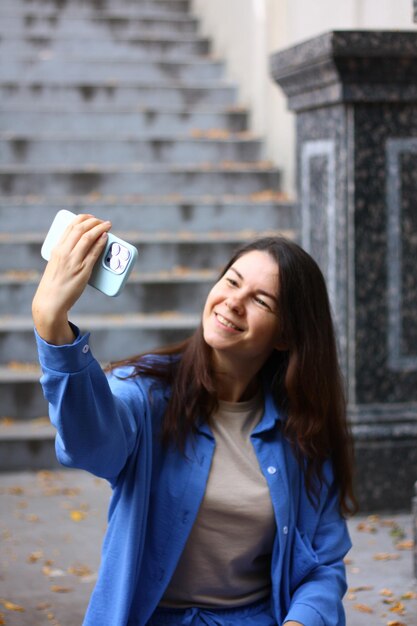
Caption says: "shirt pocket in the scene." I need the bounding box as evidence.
[289,527,320,591]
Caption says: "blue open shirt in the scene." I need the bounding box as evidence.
[35,327,351,626]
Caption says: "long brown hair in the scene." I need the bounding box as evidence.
[110,236,357,516]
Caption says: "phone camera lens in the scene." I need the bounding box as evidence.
[110,256,121,271]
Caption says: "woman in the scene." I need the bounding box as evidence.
[32,214,356,626]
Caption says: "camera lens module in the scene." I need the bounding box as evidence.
[104,242,131,274]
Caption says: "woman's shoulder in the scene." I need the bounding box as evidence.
[107,354,173,405]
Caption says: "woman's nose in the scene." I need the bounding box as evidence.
[225,296,244,314]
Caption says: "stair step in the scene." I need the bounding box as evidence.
[0,164,280,196]
[0,107,247,135]
[0,81,237,108]
[0,417,58,471]
[0,15,200,37]
[0,196,295,233]
[0,229,293,272]
[0,364,46,420]
[2,1,190,15]
[0,270,216,315]
[0,58,224,82]
[1,0,191,15]
[0,33,211,59]
[0,135,262,165]
[0,314,200,364]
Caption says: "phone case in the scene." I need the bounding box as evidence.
[41,209,138,297]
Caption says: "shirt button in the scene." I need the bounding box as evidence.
[283,526,289,535]
[82,344,90,354]
[267,466,277,475]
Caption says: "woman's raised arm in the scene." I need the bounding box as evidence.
[32,213,111,345]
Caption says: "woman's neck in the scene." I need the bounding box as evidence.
[211,353,262,402]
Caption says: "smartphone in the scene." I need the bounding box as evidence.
[41,210,138,297]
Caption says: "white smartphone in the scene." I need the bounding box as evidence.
[41,210,138,297]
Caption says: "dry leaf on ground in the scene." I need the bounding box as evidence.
[0,599,25,612]
[380,589,394,597]
[69,510,87,522]
[401,591,417,600]
[373,552,400,561]
[389,602,406,615]
[27,550,44,563]
[50,585,73,593]
[353,603,373,613]
[395,540,414,550]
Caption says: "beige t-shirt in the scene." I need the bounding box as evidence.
[161,390,276,608]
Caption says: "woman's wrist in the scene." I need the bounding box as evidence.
[32,306,75,346]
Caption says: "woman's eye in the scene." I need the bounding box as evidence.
[226,277,238,287]
[255,296,269,308]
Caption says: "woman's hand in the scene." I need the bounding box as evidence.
[32,214,111,345]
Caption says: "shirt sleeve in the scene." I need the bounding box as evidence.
[35,325,147,483]
[284,463,352,626]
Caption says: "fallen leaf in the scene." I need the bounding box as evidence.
[7,486,25,495]
[7,361,38,372]
[36,602,51,610]
[42,565,66,578]
[395,539,414,550]
[0,417,15,427]
[373,553,400,561]
[0,612,5,624]
[357,521,378,533]
[68,564,93,577]
[353,603,373,613]
[401,591,417,600]
[69,510,87,522]
[50,585,73,593]
[27,550,44,563]
[383,598,396,605]
[0,599,25,612]
[380,589,395,597]
[387,622,407,626]
[389,602,406,615]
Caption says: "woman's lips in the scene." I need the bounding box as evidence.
[214,312,243,332]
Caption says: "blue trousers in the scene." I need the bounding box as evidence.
[146,598,276,625]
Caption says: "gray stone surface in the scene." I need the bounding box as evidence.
[0,470,416,626]
[271,30,417,511]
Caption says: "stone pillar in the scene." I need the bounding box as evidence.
[414,482,417,578]
[271,31,417,511]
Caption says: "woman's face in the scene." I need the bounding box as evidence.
[202,250,282,370]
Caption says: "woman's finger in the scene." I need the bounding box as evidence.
[55,213,94,248]
[70,219,112,266]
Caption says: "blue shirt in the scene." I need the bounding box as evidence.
[35,328,351,626]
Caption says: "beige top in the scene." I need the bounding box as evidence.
[161,390,276,608]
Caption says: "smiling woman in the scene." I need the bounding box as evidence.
[202,250,283,400]
[32,224,356,626]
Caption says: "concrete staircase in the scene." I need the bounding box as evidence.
[0,0,296,470]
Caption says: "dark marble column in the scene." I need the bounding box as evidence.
[271,31,417,511]
[414,482,417,577]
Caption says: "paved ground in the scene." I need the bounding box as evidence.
[0,470,416,626]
